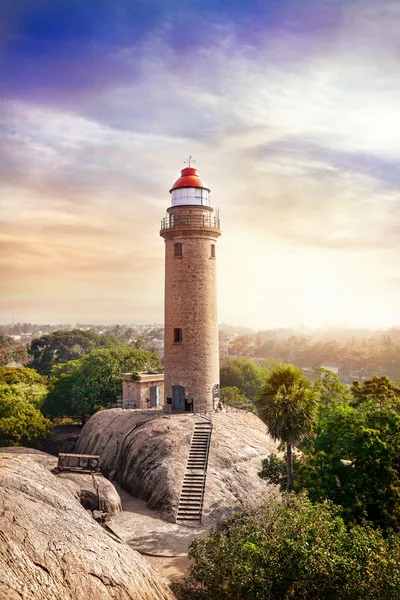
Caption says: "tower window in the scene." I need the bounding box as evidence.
[174,243,182,257]
[174,328,183,343]
[211,244,216,258]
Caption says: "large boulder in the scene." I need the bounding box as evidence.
[0,453,175,600]
[1,447,122,518]
[75,409,280,524]
[56,471,122,517]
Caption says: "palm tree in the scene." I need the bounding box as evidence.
[256,364,317,490]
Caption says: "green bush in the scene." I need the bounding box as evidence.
[173,493,400,600]
[0,385,51,448]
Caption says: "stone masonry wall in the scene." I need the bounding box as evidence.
[122,375,164,409]
[161,205,220,412]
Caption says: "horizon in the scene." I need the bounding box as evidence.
[2,320,400,335]
[2,1,400,328]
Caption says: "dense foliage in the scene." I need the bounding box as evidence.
[259,371,400,533]
[351,375,400,410]
[0,333,28,366]
[256,364,318,488]
[42,347,162,422]
[220,357,268,401]
[28,329,121,375]
[219,386,249,408]
[0,366,48,409]
[173,494,400,600]
[0,368,51,447]
[225,331,400,380]
[295,405,400,532]
[0,366,45,386]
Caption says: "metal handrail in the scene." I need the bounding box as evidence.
[161,215,220,230]
[176,420,213,524]
[198,422,212,522]
[111,401,164,415]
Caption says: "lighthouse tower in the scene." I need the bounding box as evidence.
[160,162,221,413]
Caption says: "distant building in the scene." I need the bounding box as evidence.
[320,362,339,376]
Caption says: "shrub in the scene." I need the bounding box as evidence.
[173,493,400,600]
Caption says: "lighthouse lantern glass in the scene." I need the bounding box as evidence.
[171,188,210,207]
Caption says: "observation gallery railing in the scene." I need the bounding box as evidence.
[160,214,220,230]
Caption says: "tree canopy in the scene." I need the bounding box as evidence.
[256,364,317,488]
[293,405,400,532]
[0,366,45,385]
[0,367,48,409]
[27,329,121,375]
[173,493,400,600]
[220,357,267,402]
[0,383,51,448]
[0,333,28,366]
[220,386,249,409]
[313,367,352,410]
[42,346,162,422]
[259,371,400,533]
[351,375,400,411]
[224,331,400,381]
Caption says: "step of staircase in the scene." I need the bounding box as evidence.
[176,420,213,526]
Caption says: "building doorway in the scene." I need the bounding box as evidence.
[150,386,160,408]
[172,385,185,411]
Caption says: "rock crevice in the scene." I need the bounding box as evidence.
[76,409,280,524]
[0,453,175,600]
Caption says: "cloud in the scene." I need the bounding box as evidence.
[2,0,400,326]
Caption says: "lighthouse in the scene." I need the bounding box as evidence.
[160,162,221,413]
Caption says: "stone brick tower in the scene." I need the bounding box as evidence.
[160,163,221,413]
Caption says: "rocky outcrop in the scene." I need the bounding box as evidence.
[76,411,190,521]
[57,471,122,517]
[0,453,175,600]
[75,409,280,524]
[1,447,122,518]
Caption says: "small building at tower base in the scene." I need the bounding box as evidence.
[122,372,164,409]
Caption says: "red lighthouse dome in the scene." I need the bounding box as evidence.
[169,165,211,207]
[169,166,210,193]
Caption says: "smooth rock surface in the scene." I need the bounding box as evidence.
[76,408,280,524]
[1,447,122,518]
[57,471,122,517]
[0,453,175,600]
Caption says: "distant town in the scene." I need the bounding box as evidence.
[2,321,400,384]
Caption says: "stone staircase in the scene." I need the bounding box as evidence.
[176,419,213,525]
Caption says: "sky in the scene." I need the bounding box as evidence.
[1,0,400,329]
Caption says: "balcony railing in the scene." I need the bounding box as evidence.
[161,214,220,230]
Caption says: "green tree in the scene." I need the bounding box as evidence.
[258,453,288,488]
[256,364,317,489]
[173,493,400,600]
[0,366,46,386]
[0,367,48,409]
[42,347,162,423]
[28,329,121,375]
[10,383,48,408]
[293,404,400,532]
[0,385,51,448]
[0,334,28,366]
[351,376,400,411]
[313,368,351,409]
[220,386,249,408]
[220,357,266,402]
